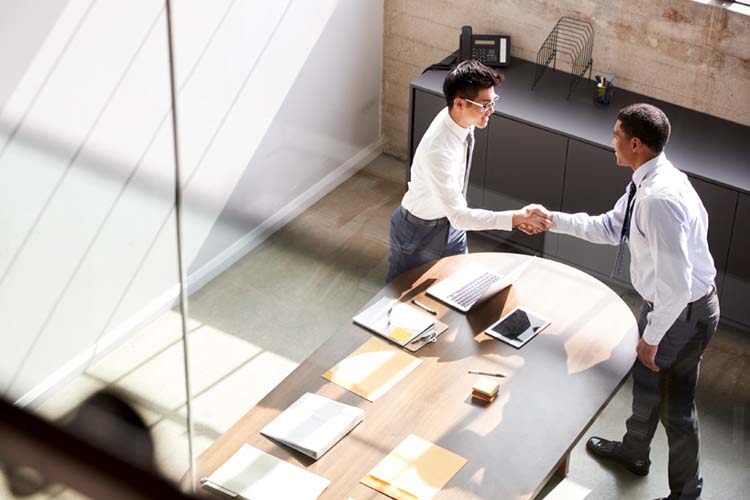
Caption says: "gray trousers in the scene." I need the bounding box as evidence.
[622,286,719,500]
[386,207,467,283]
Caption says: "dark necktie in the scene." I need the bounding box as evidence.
[462,132,475,195]
[611,181,637,277]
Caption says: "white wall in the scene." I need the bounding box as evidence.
[0,0,383,404]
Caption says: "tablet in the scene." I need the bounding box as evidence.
[485,306,550,348]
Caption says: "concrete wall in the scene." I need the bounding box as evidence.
[0,0,383,404]
[382,0,750,159]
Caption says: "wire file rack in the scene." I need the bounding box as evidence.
[531,16,594,99]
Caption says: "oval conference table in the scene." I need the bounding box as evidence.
[190,253,639,500]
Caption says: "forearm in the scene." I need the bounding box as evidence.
[446,206,514,231]
[550,211,621,245]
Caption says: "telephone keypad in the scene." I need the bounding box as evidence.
[472,47,498,64]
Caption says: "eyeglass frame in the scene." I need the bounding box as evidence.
[461,95,499,112]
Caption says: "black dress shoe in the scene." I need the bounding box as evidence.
[586,436,650,475]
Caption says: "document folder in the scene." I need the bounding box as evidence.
[322,338,422,402]
[201,444,329,500]
[260,392,363,460]
[360,434,467,500]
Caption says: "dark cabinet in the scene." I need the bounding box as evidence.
[409,91,445,164]
[688,177,738,297]
[483,115,567,253]
[721,194,750,328]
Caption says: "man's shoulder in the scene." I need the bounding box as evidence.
[419,118,464,156]
[642,163,689,198]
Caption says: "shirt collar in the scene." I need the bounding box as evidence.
[442,107,474,142]
[632,152,668,187]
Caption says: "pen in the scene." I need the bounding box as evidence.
[411,299,437,315]
[468,370,506,378]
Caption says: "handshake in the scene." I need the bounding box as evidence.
[511,204,554,235]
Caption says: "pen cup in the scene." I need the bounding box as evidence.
[594,75,614,105]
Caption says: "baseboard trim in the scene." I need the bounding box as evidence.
[16,139,383,408]
[15,285,180,408]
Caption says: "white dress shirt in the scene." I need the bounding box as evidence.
[551,153,716,346]
[401,107,514,231]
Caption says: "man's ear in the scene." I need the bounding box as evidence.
[631,137,642,151]
[453,97,465,110]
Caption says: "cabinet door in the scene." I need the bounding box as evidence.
[721,193,750,328]
[467,124,488,208]
[408,90,445,180]
[483,116,567,253]
[556,140,633,284]
[408,89,486,207]
[689,177,737,297]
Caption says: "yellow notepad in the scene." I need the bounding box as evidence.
[322,338,422,402]
[361,434,467,500]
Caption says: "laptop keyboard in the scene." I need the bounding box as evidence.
[448,272,501,308]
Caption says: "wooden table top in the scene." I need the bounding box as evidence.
[191,253,638,500]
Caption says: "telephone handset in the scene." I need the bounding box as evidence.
[459,26,510,67]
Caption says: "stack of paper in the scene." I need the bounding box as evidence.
[201,444,329,500]
[361,434,467,500]
[322,338,422,402]
[260,392,364,460]
[353,297,436,347]
[471,377,499,404]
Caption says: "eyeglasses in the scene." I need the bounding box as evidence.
[462,95,499,112]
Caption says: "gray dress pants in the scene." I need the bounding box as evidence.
[622,286,719,500]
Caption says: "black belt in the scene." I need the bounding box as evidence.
[402,207,449,227]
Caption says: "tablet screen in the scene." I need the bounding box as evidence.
[487,307,550,348]
[489,309,531,340]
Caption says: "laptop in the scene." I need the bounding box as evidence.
[426,257,535,313]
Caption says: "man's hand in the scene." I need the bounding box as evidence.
[636,337,660,372]
[513,204,554,235]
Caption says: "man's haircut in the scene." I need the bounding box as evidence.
[443,60,503,109]
[617,103,671,153]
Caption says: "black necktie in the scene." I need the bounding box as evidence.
[462,132,475,195]
[611,181,637,277]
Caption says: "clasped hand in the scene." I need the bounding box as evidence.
[513,204,554,235]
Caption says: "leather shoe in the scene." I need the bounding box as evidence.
[586,436,650,475]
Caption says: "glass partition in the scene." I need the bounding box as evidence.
[0,0,193,496]
[1,0,384,498]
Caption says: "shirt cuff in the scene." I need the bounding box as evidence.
[642,324,667,346]
[494,211,514,232]
[550,211,572,233]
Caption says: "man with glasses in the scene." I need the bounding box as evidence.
[386,60,552,283]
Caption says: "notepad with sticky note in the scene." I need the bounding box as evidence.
[352,297,436,347]
[361,434,467,500]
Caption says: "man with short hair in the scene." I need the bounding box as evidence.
[386,60,551,283]
[548,103,719,500]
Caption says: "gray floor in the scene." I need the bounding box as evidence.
[18,153,750,500]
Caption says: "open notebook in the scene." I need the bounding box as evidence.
[201,444,329,500]
[260,392,363,460]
